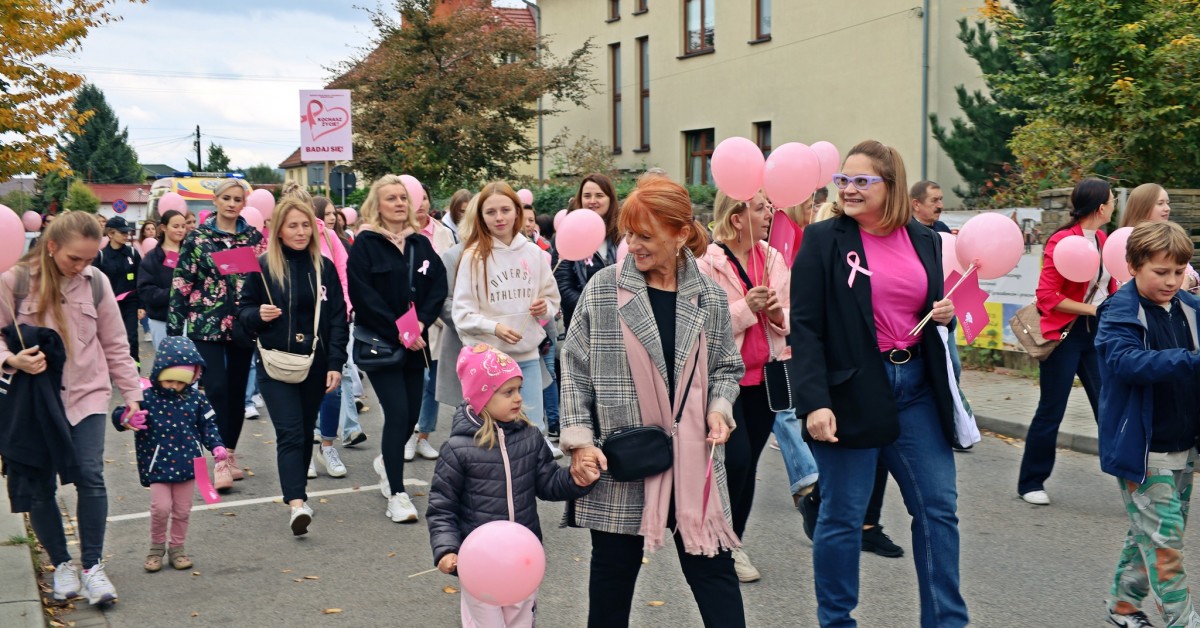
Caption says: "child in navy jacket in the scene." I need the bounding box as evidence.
[1096,221,1200,627]
[113,336,225,573]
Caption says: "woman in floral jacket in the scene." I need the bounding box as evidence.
[167,179,266,488]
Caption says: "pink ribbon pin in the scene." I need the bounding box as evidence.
[846,251,873,288]
[417,260,430,275]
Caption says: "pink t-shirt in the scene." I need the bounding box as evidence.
[860,227,927,352]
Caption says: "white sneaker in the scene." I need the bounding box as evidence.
[80,563,117,605]
[1106,609,1154,627]
[373,455,390,498]
[731,548,762,583]
[404,433,417,461]
[244,404,260,420]
[317,446,348,477]
[1021,490,1051,505]
[307,459,318,479]
[290,503,313,536]
[546,437,564,460]
[52,561,80,601]
[415,438,439,460]
[386,492,419,523]
[252,393,265,408]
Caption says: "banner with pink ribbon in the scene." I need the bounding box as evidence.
[299,89,353,162]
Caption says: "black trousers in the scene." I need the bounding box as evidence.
[588,528,745,628]
[194,340,253,450]
[368,362,425,496]
[258,355,327,503]
[725,383,775,539]
[119,302,139,365]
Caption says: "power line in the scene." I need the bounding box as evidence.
[58,64,326,83]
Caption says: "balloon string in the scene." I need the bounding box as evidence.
[908,262,977,337]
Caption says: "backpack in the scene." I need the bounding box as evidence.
[10,265,105,314]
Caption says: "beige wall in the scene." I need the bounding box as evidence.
[539,0,988,207]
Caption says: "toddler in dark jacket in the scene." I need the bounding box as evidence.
[113,336,225,574]
[427,344,598,627]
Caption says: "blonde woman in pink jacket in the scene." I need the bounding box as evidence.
[0,211,143,606]
[696,190,791,583]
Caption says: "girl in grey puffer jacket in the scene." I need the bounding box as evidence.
[427,344,598,626]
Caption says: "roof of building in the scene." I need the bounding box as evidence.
[86,184,151,204]
[496,7,536,32]
[279,148,305,169]
[140,163,178,178]
[0,178,36,198]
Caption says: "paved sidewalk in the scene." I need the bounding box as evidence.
[961,368,1098,454]
[0,482,44,628]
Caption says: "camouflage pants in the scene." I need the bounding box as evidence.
[1109,451,1200,627]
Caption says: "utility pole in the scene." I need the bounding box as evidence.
[194,125,202,171]
[522,0,544,182]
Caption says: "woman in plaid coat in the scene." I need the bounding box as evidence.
[559,177,746,628]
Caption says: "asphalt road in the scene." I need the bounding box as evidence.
[51,380,1173,627]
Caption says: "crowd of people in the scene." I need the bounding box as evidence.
[5,142,1200,627]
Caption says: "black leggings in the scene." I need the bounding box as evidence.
[120,302,139,364]
[725,384,775,539]
[258,355,327,503]
[368,363,425,496]
[194,340,253,450]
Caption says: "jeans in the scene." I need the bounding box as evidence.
[245,361,259,407]
[773,409,819,494]
[148,318,168,355]
[120,302,139,364]
[337,362,361,436]
[258,356,327,503]
[194,340,253,450]
[542,332,560,433]
[725,384,775,539]
[588,529,744,628]
[809,356,967,628]
[516,357,544,432]
[370,363,425,496]
[1017,317,1101,495]
[28,414,108,567]
[417,362,439,434]
[319,388,341,441]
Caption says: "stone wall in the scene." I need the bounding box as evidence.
[1037,187,1200,265]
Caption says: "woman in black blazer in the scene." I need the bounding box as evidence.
[346,175,447,526]
[789,140,967,627]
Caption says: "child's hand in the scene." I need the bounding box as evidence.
[122,408,148,431]
[438,552,458,574]
[575,458,601,486]
[212,446,228,462]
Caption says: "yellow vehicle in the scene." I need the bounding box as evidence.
[148,172,247,217]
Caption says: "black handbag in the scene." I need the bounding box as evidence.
[601,355,700,482]
[352,251,417,372]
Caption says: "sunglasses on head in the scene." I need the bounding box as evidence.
[832,174,884,191]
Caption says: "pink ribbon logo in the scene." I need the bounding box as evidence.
[846,251,873,288]
[417,260,430,275]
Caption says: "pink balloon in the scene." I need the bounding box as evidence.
[457,521,545,606]
[1102,226,1134,282]
[711,137,765,201]
[939,232,965,280]
[956,212,1024,280]
[553,209,568,231]
[399,175,425,214]
[616,238,629,264]
[140,237,159,255]
[810,141,841,186]
[342,207,358,225]
[246,189,276,220]
[158,192,186,216]
[517,188,535,207]
[0,206,23,273]
[198,209,211,225]
[764,143,821,207]
[556,209,606,261]
[1051,235,1100,283]
[241,206,264,230]
[21,211,42,232]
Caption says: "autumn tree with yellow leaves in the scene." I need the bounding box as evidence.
[0,0,142,180]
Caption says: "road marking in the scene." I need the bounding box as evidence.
[107,479,431,523]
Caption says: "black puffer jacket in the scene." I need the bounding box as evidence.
[426,402,592,568]
[137,246,174,321]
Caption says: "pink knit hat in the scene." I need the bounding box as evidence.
[457,344,524,414]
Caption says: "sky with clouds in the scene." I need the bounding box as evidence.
[65,0,531,173]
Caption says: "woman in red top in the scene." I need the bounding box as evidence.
[1018,178,1118,505]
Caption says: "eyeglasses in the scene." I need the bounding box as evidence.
[832,174,884,191]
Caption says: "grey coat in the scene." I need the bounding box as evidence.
[435,244,466,407]
[558,252,743,535]
[426,403,591,567]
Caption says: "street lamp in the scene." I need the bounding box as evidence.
[521,0,544,182]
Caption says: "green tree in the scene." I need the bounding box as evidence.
[929,0,1062,205]
[34,169,68,213]
[189,143,231,172]
[331,0,595,186]
[64,180,100,213]
[241,163,283,184]
[61,83,142,183]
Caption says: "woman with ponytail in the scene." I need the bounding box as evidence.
[559,176,746,627]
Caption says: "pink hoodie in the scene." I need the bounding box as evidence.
[0,266,143,425]
[315,219,351,315]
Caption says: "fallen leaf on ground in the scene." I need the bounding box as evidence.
[318,498,328,504]
[246,470,255,477]
[294,578,303,583]
[263,440,273,444]
[281,569,292,573]
[647,601,666,607]
[322,608,343,614]
[443,585,459,594]
[304,575,320,580]
[221,512,236,517]
[191,612,199,617]
[573,556,582,562]
[104,459,114,463]
[253,433,263,437]
[411,491,427,497]
[352,485,361,490]
[387,552,397,558]
[641,557,649,564]
[191,571,200,576]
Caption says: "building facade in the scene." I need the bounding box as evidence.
[539,0,988,206]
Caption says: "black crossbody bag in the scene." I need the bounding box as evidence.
[353,249,417,372]
[599,354,700,482]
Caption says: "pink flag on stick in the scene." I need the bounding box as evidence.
[768,211,799,269]
[193,458,221,504]
[114,291,132,302]
[945,270,990,344]
[211,247,261,275]
[163,251,180,269]
[395,305,421,349]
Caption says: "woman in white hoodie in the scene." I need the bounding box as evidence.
[452,182,562,449]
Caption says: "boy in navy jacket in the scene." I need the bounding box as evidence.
[1096,221,1200,627]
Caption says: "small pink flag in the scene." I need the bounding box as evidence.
[163,251,180,269]
[945,270,990,344]
[193,458,221,504]
[210,247,261,275]
[114,291,132,302]
[395,305,421,349]
[768,211,799,268]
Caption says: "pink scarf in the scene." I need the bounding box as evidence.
[619,289,740,556]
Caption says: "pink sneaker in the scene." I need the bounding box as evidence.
[227,450,245,481]
[214,460,233,491]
